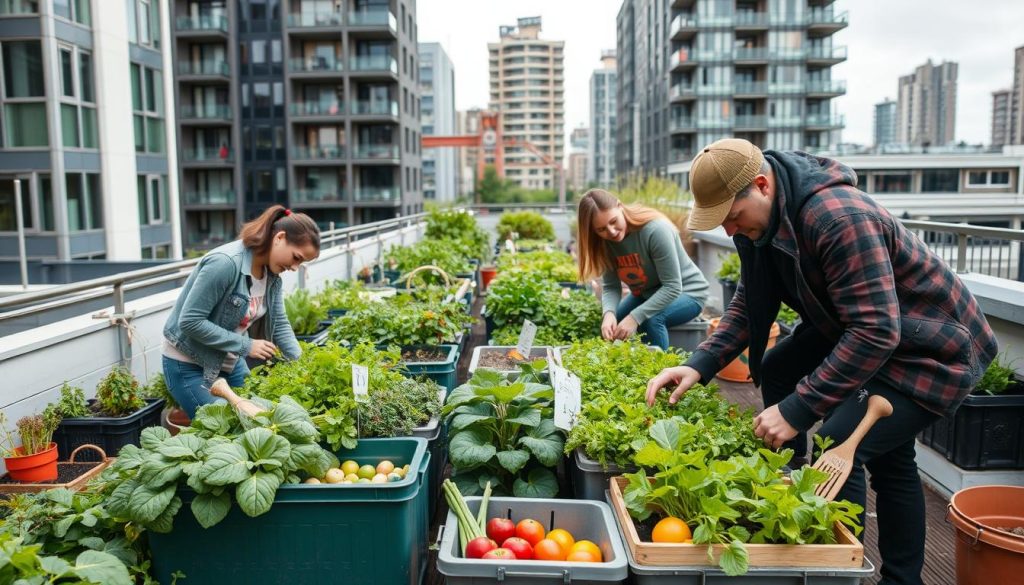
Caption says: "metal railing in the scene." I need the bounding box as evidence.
[903,220,1024,281]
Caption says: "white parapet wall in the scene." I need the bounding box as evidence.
[0,221,424,471]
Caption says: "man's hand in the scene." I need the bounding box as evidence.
[614,315,639,340]
[753,404,799,449]
[601,312,618,340]
[247,339,278,360]
[645,366,702,406]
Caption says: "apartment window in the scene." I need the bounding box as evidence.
[131,63,164,153]
[59,47,97,148]
[967,170,1012,187]
[141,244,170,259]
[2,41,48,147]
[137,174,167,224]
[875,172,912,193]
[66,172,102,231]
[54,0,90,26]
[921,169,958,193]
[127,0,160,48]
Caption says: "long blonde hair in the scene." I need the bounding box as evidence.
[577,189,668,280]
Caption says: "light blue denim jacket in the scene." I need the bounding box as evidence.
[163,240,301,382]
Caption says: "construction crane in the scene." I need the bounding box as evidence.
[421,111,566,208]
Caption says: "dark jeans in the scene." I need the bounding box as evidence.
[760,325,940,585]
[615,292,704,350]
[162,355,249,419]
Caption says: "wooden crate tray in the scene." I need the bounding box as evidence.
[608,475,864,568]
[0,445,114,495]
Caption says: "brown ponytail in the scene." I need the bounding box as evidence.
[239,205,320,254]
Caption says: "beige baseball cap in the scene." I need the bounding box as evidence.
[687,138,765,231]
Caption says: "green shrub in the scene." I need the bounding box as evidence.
[716,252,741,283]
[327,296,472,346]
[974,354,1019,395]
[285,288,328,336]
[95,368,145,417]
[385,240,474,284]
[424,207,490,261]
[496,210,555,241]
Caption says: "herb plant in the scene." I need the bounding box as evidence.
[385,240,474,284]
[973,354,1019,396]
[443,366,565,498]
[50,382,91,419]
[776,303,799,327]
[285,288,328,336]
[95,368,145,417]
[496,211,555,241]
[327,296,472,346]
[424,207,491,261]
[0,533,133,585]
[716,252,741,284]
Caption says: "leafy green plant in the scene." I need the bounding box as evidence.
[623,420,863,576]
[496,211,555,241]
[0,532,133,585]
[973,354,1020,396]
[485,271,560,329]
[16,413,59,455]
[776,303,799,327]
[327,296,472,346]
[716,252,741,284]
[357,377,442,438]
[95,368,145,417]
[490,288,601,345]
[385,240,474,284]
[0,489,155,584]
[442,367,565,498]
[314,279,368,312]
[99,395,337,533]
[424,207,490,261]
[50,382,91,419]
[496,250,578,282]
[285,289,328,336]
[143,374,179,412]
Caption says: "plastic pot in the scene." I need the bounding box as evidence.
[4,442,59,482]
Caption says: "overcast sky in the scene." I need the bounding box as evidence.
[417,0,1024,154]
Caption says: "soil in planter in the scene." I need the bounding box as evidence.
[0,463,98,485]
[477,348,548,370]
[401,347,450,363]
[996,526,1024,536]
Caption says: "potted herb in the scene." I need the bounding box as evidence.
[1,410,61,482]
[776,302,800,338]
[51,369,165,462]
[716,252,740,308]
[918,355,1024,469]
[496,210,555,242]
[284,288,330,342]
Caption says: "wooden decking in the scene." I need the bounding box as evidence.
[426,296,956,584]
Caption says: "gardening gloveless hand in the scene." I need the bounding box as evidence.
[614,315,639,340]
[752,404,798,449]
[645,365,702,406]
[600,312,618,340]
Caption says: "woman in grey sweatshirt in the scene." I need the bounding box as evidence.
[577,189,709,350]
[162,205,320,417]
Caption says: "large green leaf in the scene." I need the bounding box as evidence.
[270,397,319,443]
[288,443,331,477]
[155,434,205,459]
[517,420,564,466]
[197,442,251,486]
[38,554,72,576]
[512,467,558,498]
[649,419,680,450]
[632,441,674,468]
[140,426,171,450]
[236,470,282,518]
[449,428,497,469]
[73,550,132,585]
[191,491,232,529]
[238,427,291,466]
[137,455,183,486]
[496,449,531,474]
[147,495,182,534]
[487,382,525,404]
[128,483,176,523]
[503,406,541,427]
[450,403,494,430]
[719,540,749,576]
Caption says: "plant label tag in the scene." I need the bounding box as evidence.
[505,239,516,253]
[352,364,369,403]
[516,319,537,359]
[551,364,581,431]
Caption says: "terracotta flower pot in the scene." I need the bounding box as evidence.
[948,485,1024,585]
[480,266,498,291]
[708,318,779,383]
[162,407,191,436]
[4,442,59,482]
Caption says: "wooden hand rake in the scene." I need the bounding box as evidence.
[811,394,894,501]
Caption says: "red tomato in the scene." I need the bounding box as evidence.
[515,518,546,546]
[482,548,516,560]
[486,517,516,545]
[500,536,534,560]
[465,536,497,559]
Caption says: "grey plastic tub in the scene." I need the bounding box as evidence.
[570,448,637,502]
[609,491,875,585]
[667,317,709,353]
[468,345,553,380]
[409,390,446,518]
[437,496,628,584]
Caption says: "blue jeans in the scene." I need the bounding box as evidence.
[615,292,704,350]
[162,355,249,419]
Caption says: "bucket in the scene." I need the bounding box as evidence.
[708,318,779,383]
[948,485,1024,585]
[480,266,498,291]
[4,442,59,482]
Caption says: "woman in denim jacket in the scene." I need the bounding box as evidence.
[163,205,320,417]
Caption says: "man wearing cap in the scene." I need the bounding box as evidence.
[646,138,997,585]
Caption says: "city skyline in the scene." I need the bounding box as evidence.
[418,0,1024,153]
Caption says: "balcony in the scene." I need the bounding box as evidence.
[691,50,732,63]
[350,100,399,117]
[292,145,345,161]
[670,14,697,40]
[291,188,347,203]
[353,144,400,161]
[770,48,806,61]
[0,0,36,14]
[807,9,849,35]
[286,11,343,28]
[734,114,768,130]
[669,116,695,133]
[697,118,732,130]
[178,104,232,122]
[175,15,228,35]
[806,79,847,96]
[768,82,805,95]
[670,49,698,71]
[734,47,768,63]
[289,55,344,75]
[805,113,845,129]
[734,81,768,97]
[733,12,769,29]
[181,147,234,164]
[669,148,695,162]
[290,101,345,117]
[349,55,398,75]
[178,60,230,79]
[347,8,398,34]
[183,190,236,206]
[669,83,697,101]
[806,45,848,65]
[768,116,803,128]
[696,84,732,96]
[354,187,400,202]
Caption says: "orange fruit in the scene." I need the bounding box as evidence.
[652,516,692,543]
[515,518,546,546]
[569,540,603,562]
[547,528,575,554]
[566,549,601,562]
[533,538,566,561]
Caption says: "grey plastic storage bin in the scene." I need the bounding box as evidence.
[409,393,446,519]
[612,498,875,585]
[437,496,628,584]
[570,448,637,502]
[667,318,709,352]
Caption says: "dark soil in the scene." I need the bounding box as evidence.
[401,347,450,362]
[0,463,99,485]
[477,347,548,370]
[996,526,1024,537]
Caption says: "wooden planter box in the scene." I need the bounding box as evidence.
[0,445,115,494]
[608,476,864,569]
